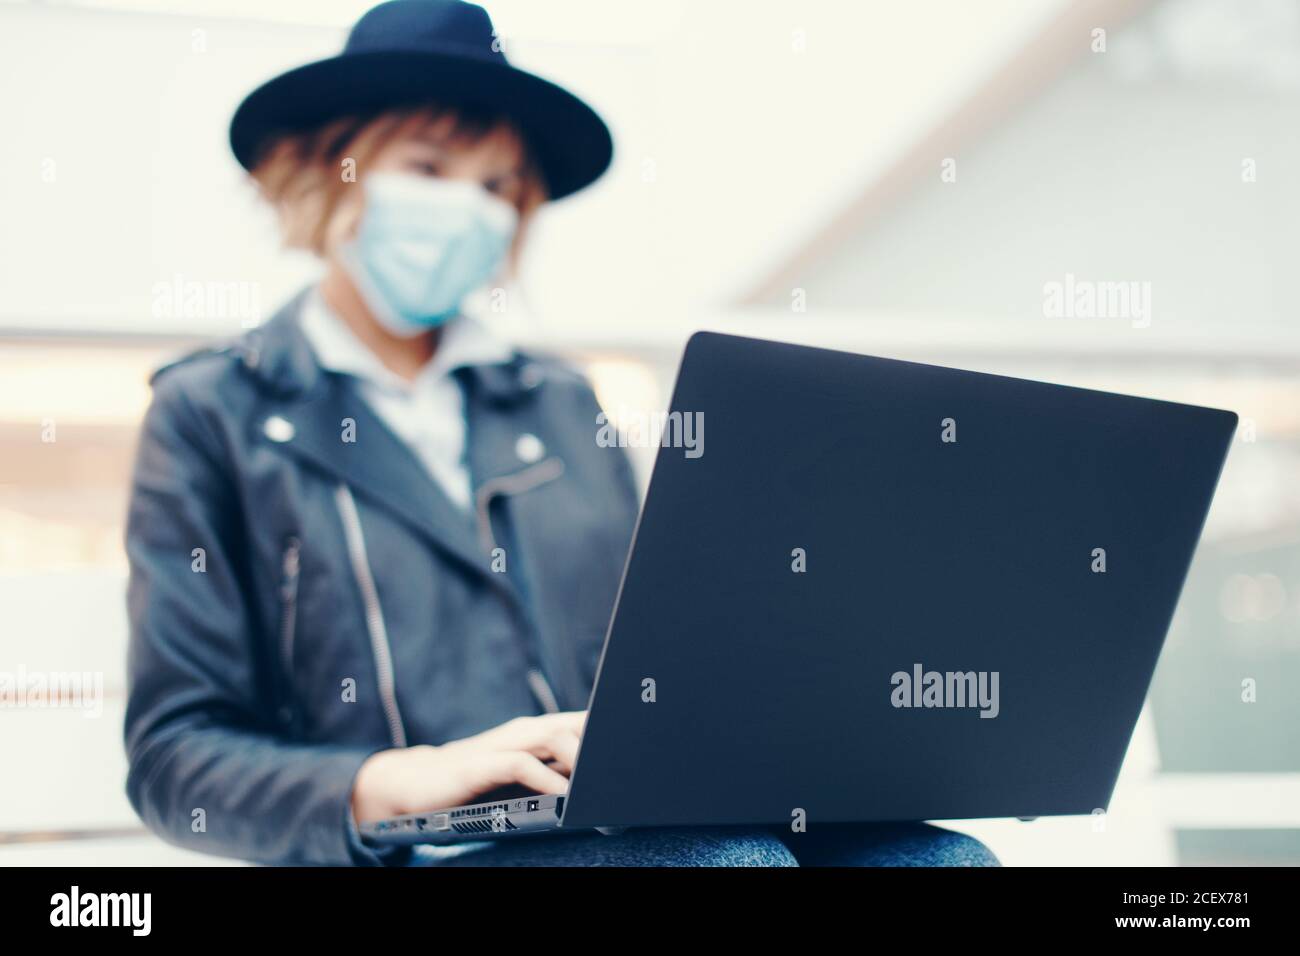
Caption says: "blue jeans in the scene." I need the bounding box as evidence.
[410,823,998,867]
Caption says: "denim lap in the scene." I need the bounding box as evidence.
[411,822,996,867]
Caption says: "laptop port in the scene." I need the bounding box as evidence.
[527,800,539,812]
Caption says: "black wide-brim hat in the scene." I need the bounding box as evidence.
[230,0,612,200]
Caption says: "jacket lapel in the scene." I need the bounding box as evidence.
[243,292,506,587]
[265,376,493,578]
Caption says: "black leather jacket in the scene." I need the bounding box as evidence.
[123,291,639,864]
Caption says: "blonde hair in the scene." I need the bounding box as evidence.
[248,104,548,266]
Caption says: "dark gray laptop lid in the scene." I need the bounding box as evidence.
[561,332,1236,829]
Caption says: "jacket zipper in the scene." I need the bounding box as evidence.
[333,483,408,748]
[473,457,564,555]
[279,536,301,686]
[475,457,566,714]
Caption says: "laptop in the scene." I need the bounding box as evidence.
[362,330,1236,846]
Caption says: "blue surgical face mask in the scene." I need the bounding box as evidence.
[341,172,518,336]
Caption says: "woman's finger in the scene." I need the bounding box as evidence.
[501,752,572,795]
[523,729,581,774]
[483,711,587,750]
[460,750,572,798]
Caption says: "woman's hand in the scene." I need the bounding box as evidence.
[350,711,586,824]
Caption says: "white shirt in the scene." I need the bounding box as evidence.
[297,288,514,511]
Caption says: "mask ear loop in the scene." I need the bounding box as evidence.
[453,186,530,337]
[319,175,368,282]
[488,142,547,333]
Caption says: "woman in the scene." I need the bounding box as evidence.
[124,0,996,867]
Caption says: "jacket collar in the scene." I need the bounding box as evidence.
[237,287,548,407]
[297,286,514,393]
[238,288,550,596]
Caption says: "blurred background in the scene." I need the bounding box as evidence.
[1,0,1297,865]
